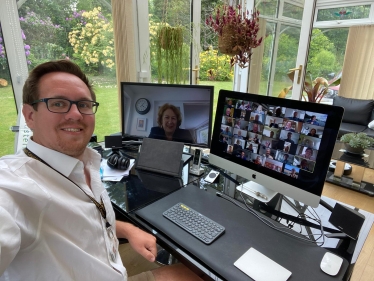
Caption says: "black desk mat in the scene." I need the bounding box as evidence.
[105,170,182,213]
[135,186,349,280]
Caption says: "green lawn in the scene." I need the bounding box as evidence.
[0,86,18,157]
[199,80,233,121]
[90,76,121,141]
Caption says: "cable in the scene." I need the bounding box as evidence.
[187,165,325,245]
[185,166,326,245]
[282,198,325,244]
[216,190,325,246]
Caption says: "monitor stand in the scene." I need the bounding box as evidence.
[236,181,278,203]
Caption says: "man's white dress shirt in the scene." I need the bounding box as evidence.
[0,139,127,280]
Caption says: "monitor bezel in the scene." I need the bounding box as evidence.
[120,82,214,148]
[209,90,344,207]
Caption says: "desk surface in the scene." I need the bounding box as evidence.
[134,185,349,281]
[102,147,373,280]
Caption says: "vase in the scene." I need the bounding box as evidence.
[218,25,241,56]
[344,143,364,155]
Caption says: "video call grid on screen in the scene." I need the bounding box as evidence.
[220,98,327,177]
[121,83,214,147]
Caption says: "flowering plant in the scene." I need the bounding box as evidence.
[278,71,341,103]
[206,5,263,68]
[68,7,115,72]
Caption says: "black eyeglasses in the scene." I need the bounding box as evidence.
[31,98,99,115]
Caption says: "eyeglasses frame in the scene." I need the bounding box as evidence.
[31,97,99,115]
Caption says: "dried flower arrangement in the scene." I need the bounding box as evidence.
[278,71,341,103]
[206,5,263,68]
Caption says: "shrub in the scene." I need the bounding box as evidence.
[199,47,233,81]
[68,7,115,75]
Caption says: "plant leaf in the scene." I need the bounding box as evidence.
[287,70,295,82]
[329,77,341,86]
[278,86,292,98]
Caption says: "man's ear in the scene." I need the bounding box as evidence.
[22,104,35,130]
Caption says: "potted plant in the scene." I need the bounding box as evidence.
[340,132,374,154]
[278,71,341,103]
[206,5,263,68]
[154,24,186,84]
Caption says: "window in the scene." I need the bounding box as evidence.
[317,5,371,22]
[16,2,120,144]
[0,24,18,157]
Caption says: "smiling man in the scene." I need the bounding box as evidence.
[0,60,204,281]
[23,67,96,159]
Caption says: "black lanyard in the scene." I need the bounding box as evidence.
[24,148,111,228]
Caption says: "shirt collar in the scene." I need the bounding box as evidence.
[26,139,100,177]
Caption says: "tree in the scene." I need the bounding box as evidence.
[19,11,64,67]
[307,49,337,78]
[307,29,337,78]
[276,32,299,79]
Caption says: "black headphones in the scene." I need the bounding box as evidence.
[107,153,130,170]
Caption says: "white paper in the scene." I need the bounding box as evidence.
[102,159,135,181]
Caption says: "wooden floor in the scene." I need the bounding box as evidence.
[322,182,374,281]
[120,180,374,280]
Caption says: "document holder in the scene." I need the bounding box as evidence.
[136,138,184,177]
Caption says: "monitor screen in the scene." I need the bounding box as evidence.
[120,83,214,147]
[209,90,344,207]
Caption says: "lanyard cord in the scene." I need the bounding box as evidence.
[24,148,111,228]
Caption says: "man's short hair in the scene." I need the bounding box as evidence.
[23,60,96,109]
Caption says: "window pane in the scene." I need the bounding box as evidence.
[260,23,300,97]
[0,24,18,157]
[259,22,276,96]
[317,5,371,22]
[283,2,303,20]
[18,1,120,141]
[306,28,348,104]
[256,0,279,18]
[148,0,191,84]
[199,0,234,121]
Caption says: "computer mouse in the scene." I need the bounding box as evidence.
[320,252,343,276]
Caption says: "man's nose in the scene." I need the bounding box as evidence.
[65,104,82,119]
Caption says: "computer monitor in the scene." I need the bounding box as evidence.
[209,90,344,207]
[120,82,214,148]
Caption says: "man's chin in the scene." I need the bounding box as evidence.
[64,146,86,158]
[58,140,88,157]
